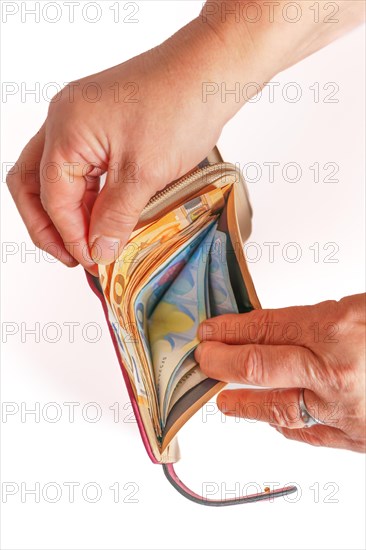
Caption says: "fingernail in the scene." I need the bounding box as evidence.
[217,392,229,414]
[63,257,79,268]
[194,343,202,362]
[90,236,120,264]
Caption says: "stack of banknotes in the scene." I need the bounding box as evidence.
[99,181,241,451]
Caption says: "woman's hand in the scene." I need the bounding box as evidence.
[7,1,364,274]
[6,20,238,274]
[195,294,366,452]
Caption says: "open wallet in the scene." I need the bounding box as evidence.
[86,147,297,505]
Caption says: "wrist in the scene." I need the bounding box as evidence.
[160,12,278,128]
[199,0,365,75]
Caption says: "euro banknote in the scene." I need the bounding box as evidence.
[99,182,240,442]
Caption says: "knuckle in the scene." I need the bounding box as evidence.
[337,369,355,393]
[330,297,351,325]
[326,362,352,393]
[44,135,81,166]
[341,294,366,324]
[267,391,299,427]
[271,401,288,426]
[303,352,332,391]
[238,345,264,384]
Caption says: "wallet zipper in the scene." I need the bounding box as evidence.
[140,162,238,223]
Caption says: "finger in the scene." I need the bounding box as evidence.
[82,174,100,276]
[6,125,78,268]
[216,388,341,428]
[84,174,101,216]
[273,424,359,451]
[195,341,318,389]
[89,161,154,265]
[40,141,99,272]
[198,305,329,346]
[218,388,306,428]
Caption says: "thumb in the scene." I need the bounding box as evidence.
[89,161,153,264]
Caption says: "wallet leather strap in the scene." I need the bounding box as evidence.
[163,463,297,506]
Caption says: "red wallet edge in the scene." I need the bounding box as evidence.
[85,270,159,464]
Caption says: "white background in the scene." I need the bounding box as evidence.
[1,1,365,549]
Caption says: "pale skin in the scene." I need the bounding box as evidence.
[7,1,366,451]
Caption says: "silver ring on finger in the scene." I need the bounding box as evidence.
[299,388,324,428]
